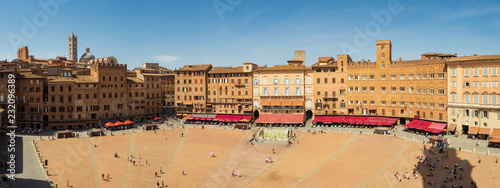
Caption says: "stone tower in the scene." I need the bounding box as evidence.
[376,40,391,69]
[68,32,77,61]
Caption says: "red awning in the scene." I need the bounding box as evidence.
[383,118,398,126]
[313,116,326,123]
[346,116,357,124]
[154,117,161,120]
[242,115,252,120]
[429,123,447,130]
[326,116,337,124]
[364,117,379,125]
[255,114,280,124]
[333,116,346,123]
[355,117,368,124]
[416,121,433,130]
[404,120,423,128]
[281,114,304,124]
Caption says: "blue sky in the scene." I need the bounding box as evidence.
[1,0,499,70]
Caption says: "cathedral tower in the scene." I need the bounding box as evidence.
[69,32,77,61]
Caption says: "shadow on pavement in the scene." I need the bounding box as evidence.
[415,141,475,188]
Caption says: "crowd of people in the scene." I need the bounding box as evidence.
[393,140,482,188]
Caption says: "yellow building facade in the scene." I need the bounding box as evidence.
[447,55,500,137]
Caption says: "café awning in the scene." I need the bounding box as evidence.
[282,100,293,106]
[255,114,281,124]
[260,100,271,106]
[271,100,282,106]
[404,120,423,128]
[478,128,491,135]
[416,121,433,130]
[292,100,304,106]
[448,124,457,131]
[468,127,480,135]
[490,129,500,137]
[281,114,303,124]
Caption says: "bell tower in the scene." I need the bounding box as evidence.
[68,32,77,61]
[376,40,391,69]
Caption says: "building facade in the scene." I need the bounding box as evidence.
[6,47,163,130]
[311,55,349,115]
[346,40,450,124]
[174,64,211,116]
[207,64,254,115]
[252,51,314,122]
[447,55,500,137]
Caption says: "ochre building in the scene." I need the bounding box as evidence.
[346,40,450,125]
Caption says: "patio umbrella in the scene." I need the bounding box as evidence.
[114,121,124,126]
[105,122,114,127]
[124,120,133,124]
[154,117,161,121]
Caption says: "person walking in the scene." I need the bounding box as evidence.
[238,171,241,177]
[182,170,185,175]
[232,170,235,177]
[67,180,69,187]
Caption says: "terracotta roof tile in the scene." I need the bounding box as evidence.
[208,66,245,74]
[177,64,212,71]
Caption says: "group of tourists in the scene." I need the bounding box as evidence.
[392,140,492,188]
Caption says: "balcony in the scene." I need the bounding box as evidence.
[258,109,305,113]
[322,95,337,99]
[234,83,246,87]
[260,96,304,100]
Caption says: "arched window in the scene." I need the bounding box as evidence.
[273,78,279,85]
[284,78,290,85]
[253,78,259,85]
[284,88,290,96]
[273,88,279,96]
[295,78,301,84]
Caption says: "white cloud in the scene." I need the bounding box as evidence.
[152,55,180,63]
